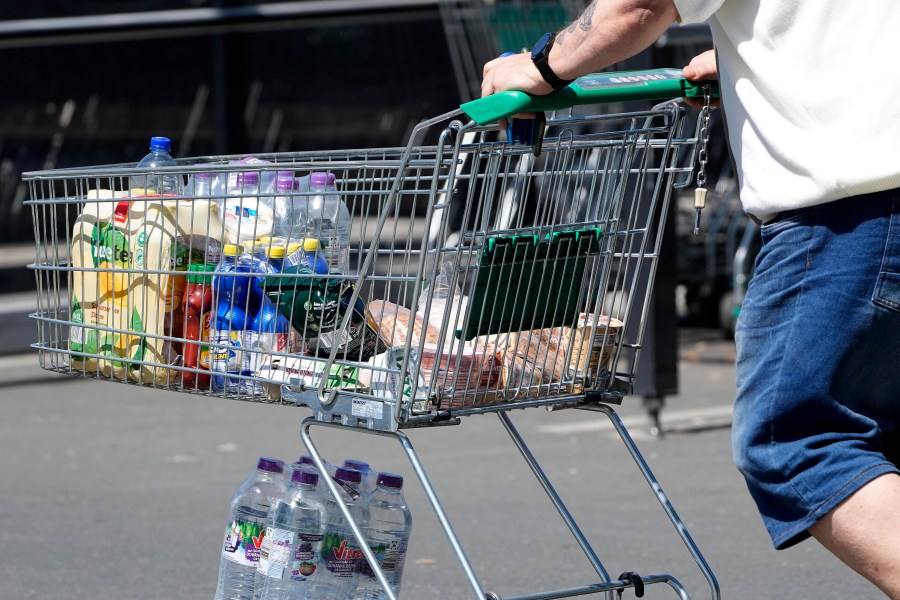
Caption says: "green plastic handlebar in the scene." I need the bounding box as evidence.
[460,67,719,126]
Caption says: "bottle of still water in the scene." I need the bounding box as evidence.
[129,136,184,198]
[306,467,369,600]
[342,459,377,497]
[306,172,351,274]
[253,470,325,600]
[353,473,412,599]
[215,457,287,600]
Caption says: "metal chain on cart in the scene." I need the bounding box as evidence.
[692,85,713,235]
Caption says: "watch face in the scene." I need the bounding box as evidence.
[532,31,553,61]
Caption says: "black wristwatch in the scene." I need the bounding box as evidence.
[531,32,574,90]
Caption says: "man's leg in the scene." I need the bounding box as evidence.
[809,473,900,599]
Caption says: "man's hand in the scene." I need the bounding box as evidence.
[481,51,554,99]
[683,48,718,81]
[683,49,720,108]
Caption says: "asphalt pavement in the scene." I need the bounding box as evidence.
[0,328,884,599]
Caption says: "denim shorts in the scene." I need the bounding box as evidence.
[733,188,900,549]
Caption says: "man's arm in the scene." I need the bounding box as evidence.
[481,0,680,98]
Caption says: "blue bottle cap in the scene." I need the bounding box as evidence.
[149,136,171,151]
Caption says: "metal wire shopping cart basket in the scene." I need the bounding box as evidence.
[25,69,720,600]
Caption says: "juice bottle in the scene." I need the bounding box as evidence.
[182,262,217,390]
[69,191,148,380]
[129,198,224,385]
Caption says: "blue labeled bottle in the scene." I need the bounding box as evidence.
[211,244,253,394]
[210,297,250,394]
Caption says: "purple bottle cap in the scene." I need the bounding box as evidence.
[297,455,315,466]
[342,459,370,472]
[275,171,295,192]
[292,469,319,486]
[310,172,329,187]
[335,467,362,484]
[376,472,403,489]
[149,136,171,151]
[237,171,260,186]
[327,173,336,185]
[256,456,285,474]
[194,171,213,180]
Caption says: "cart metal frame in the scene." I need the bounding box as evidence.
[26,72,720,599]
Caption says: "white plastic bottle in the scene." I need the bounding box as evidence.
[215,457,287,600]
[306,467,369,600]
[223,171,275,246]
[129,136,183,197]
[305,172,351,274]
[254,470,325,600]
[353,473,412,599]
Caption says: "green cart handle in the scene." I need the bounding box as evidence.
[460,67,719,126]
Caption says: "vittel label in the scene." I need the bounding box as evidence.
[222,518,266,567]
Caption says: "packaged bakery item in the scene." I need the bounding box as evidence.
[367,300,440,347]
[549,313,624,387]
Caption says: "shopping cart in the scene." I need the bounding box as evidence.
[26,69,720,599]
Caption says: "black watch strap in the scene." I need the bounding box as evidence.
[531,32,574,90]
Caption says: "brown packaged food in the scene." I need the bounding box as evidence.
[415,340,503,408]
[367,300,441,347]
[549,313,624,381]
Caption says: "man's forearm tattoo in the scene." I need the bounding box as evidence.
[580,1,596,31]
[556,19,578,45]
[557,0,596,45]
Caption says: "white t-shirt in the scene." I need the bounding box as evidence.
[672,0,900,221]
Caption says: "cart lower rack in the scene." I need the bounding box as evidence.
[26,69,720,599]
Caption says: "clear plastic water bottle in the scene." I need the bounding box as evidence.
[215,457,287,600]
[249,297,291,387]
[306,172,351,274]
[292,455,337,496]
[185,170,214,200]
[306,467,369,600]
[272,171,305,246]
[354,473,412,599]
[130,136,183,198]
[342,459,377,497]
[253,470,325,600]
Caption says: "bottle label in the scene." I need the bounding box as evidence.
[257,526,294,579]
[358,538,403,585]
[292,532,324,581]
[221,518,266,567]
[210,330,243,374]
[320,532,364,581]
[245,331,289,375]
[199,311,212,370]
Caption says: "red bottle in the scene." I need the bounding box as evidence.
[182,263,216,389]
